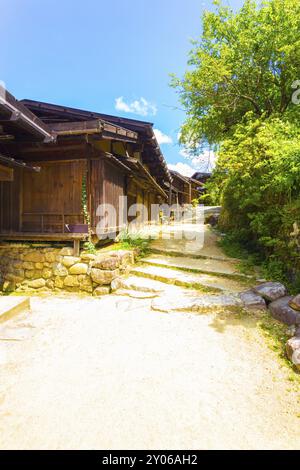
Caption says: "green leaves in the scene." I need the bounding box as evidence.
[171,0,300,146]
[210,117,300,281]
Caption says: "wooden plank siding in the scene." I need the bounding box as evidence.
[0,168,21,232]
[0,164,14,182]
[22,160,86,232]
[90,158,126,232]
[0,161,86,234]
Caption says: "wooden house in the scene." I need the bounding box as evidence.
[0,87,172,251]
[167,170,202,206]
[192,172,212,185]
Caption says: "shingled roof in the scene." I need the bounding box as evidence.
[21,99,172,184]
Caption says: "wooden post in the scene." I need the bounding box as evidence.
[168,186,172,205]
[73,239,80,257]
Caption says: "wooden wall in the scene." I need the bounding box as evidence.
[0,160,86,234]
[22,160,86,232]
[0,168,22,232]
[0,151,163,237]
[90,158,125,231]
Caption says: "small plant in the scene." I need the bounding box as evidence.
[117,228,150,257]
[82,175,96,253]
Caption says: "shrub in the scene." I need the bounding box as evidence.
[209,116,300,286]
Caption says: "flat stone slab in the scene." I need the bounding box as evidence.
[114,289,159,299]
[131,265,246,292]
[140,254,245,279]
[111,275,166,293]
[0,296,30,323]
[151,293,242,313]
[269,296,300,326]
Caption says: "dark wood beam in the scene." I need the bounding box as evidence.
[0,164,14,181]
[0,153,40,172]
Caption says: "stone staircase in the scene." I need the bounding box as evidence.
[111,228,255,314]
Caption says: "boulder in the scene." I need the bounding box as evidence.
[42,268,53,280]
[62,256,81,268]
[253,281,287,302]
[286,336,300,370]
[63,275,79,287]
[59,247,74,256]
[45,252,57,263]
[114,250,135,267]
[27,278,46,289]
[52,263,68,277]
[80,253,96,261]
[288,294,300,312]
[78,275,93,293]
[269,296,300,325]
[25,270,37,279]
[92,255,120,270]
[46,279,54,290]
[91,268,119,285]
[35,262,44,270]
[54,276,65,289]
[22,261,35,270]
[239,289,267,311]
[23,251,45,263]
[93,286,111,296]
[69,263,88,275]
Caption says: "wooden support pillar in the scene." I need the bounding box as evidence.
[168,186,172,205]
[73,239,80,257]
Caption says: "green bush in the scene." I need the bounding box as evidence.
[117,228,150,257]
[209,116,300,287]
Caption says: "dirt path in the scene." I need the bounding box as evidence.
[0,225,299,450]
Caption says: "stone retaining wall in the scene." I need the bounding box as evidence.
[0,245,135,295]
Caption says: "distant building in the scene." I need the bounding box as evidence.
[192,172,212,184]
[167,170,203,205]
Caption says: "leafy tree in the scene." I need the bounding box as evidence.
[210,116,300,285]
[172,0,300,147]
[172,0,300,286]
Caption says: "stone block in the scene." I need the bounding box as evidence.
[91,268,120,285]
[69,263,88,275]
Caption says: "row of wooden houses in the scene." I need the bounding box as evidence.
[0,86,203,250]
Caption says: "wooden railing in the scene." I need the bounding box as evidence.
[21,212,84,233]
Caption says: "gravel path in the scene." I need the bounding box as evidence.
[0,294,299,450]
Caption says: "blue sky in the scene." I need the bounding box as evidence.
[1,0,244,176]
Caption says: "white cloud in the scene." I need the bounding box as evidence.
[154,129,173,145]
[179,147,217,172]
[115,96,157,117]
[168,162,195,177]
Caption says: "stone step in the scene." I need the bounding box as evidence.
[150,247,230,262]
[111,275,168,293]
[131,265,247,293]
[139,254,251,280]
[113,289,160,299]
[0,296,30,323]
[151,292,242,313]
